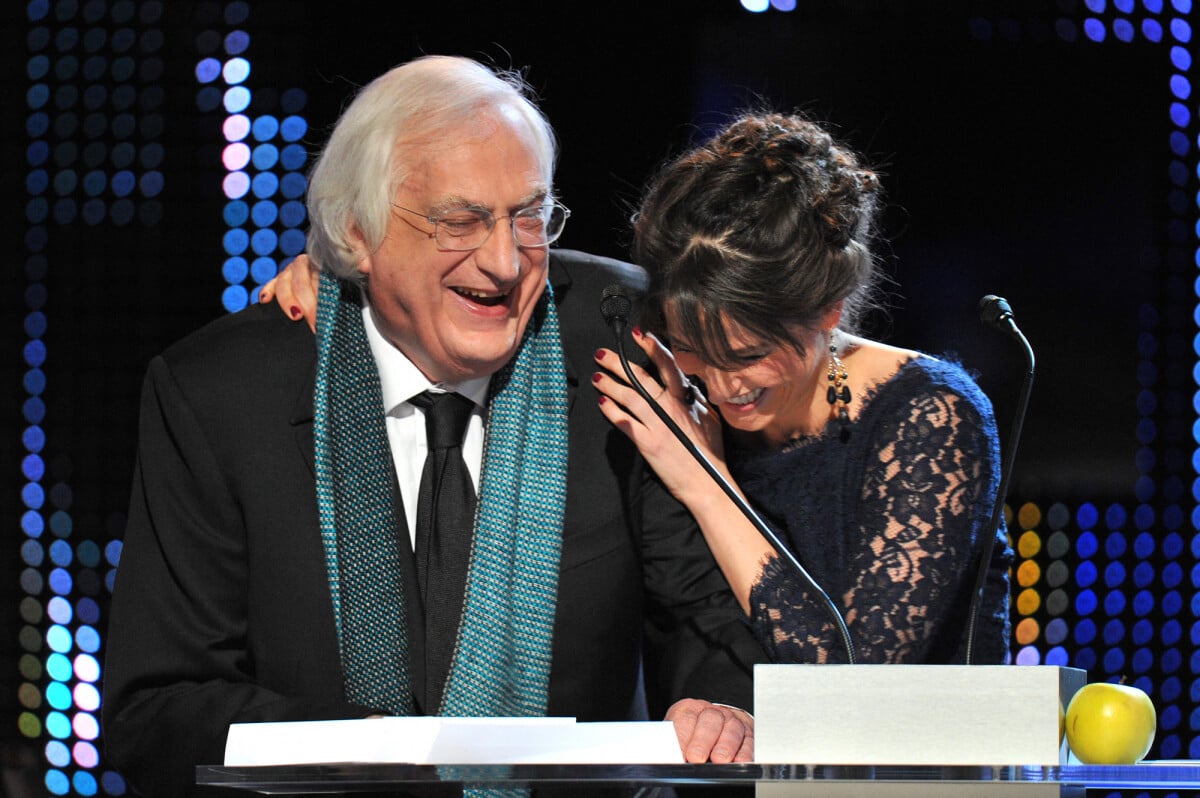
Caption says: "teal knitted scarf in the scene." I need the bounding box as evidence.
[313,271,568,719]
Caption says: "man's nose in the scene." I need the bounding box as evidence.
[474,217,522,283]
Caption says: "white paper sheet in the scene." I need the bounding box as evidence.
[223,716,684,765]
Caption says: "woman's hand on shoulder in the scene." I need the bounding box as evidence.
[258,254,320,332]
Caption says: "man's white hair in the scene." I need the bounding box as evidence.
[306,55,558,281]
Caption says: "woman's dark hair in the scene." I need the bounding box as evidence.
[633,112,882,369]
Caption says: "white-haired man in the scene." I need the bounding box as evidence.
[103,56,765,797]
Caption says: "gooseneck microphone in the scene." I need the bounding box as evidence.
[965,294,1036,664]
[599,284,857,665]
[599,285,634,336]
[979,294,1019,337]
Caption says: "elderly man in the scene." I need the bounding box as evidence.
[102,55,765,796]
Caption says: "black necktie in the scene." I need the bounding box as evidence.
[409,390,477,713]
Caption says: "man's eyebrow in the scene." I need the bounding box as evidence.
[427,188,551,216]
[427,195,482,215]
[511,188,550,211]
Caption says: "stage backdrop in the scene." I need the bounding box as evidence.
[1,1,1194,794]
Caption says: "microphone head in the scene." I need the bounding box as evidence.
[600,284,633,326]
[979,294,1014,328]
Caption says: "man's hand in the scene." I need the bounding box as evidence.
[664,698,754,763]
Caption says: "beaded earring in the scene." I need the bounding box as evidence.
[826,341,852,440]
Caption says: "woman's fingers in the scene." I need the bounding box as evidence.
[592,354,654,413]
[634,329,705,410]
[593,370,681,461]
[286,255,319,332]
[592,349,707,455]
[634,330,688,398]
[592,349,669,413]
[592,362,713,501]
[258,275,305,325]
[592,346,705,426]
[259,254,319,331]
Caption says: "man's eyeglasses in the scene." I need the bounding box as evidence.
[392,201,571,252]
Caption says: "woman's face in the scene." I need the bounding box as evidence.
[666,315,831,445]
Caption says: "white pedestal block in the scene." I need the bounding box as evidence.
[755,664,1086,766]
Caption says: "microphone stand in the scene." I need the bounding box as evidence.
[965,296,1035,665]
[602,286,857,665]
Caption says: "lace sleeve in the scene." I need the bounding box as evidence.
[748,386,995,663]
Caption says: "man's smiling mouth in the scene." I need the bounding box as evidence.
[453,286,509,307]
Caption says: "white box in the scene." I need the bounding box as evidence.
[755,664,1085,766]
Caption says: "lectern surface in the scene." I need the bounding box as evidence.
[197,761,1200,795]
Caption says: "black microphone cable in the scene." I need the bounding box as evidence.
[600,284,857,665]
[965,294,1035,664]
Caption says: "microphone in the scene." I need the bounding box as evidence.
[979,294,1018,337]
[965,294,1035,664]
[599,284,857,665]
[600,284,633,335]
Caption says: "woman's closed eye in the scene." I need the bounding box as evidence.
[728,347,772,366]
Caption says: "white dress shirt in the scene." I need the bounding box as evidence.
[361,304,489,547]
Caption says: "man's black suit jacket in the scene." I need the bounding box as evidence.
[102,249,767,796]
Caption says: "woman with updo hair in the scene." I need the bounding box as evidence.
[592,112,1011,665]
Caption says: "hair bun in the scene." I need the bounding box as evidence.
[709,114,879,248]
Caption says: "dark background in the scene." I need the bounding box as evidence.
[175,0,1164,500]
[3,0,1166,511]
[1,0,1186,790]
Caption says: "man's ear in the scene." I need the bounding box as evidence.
[347,223,372,276]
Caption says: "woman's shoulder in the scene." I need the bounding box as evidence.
[847,339,921,384]
[904,352,993,410]
[851,341,995,422]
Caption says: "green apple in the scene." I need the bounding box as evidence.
[1065,682,1157,764]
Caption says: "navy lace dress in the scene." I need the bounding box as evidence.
[728,356,1012,665]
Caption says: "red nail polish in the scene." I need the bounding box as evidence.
[594,349,606,360]
[632,326,642,338]
[592,372,603,384]
[290,306,302,319]
[598,396,607,405]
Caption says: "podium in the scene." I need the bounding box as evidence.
[198,664,1152,796]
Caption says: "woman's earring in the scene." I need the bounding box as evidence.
[827,342,852,440]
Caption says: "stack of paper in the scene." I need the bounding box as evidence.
[224,717,685,765]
